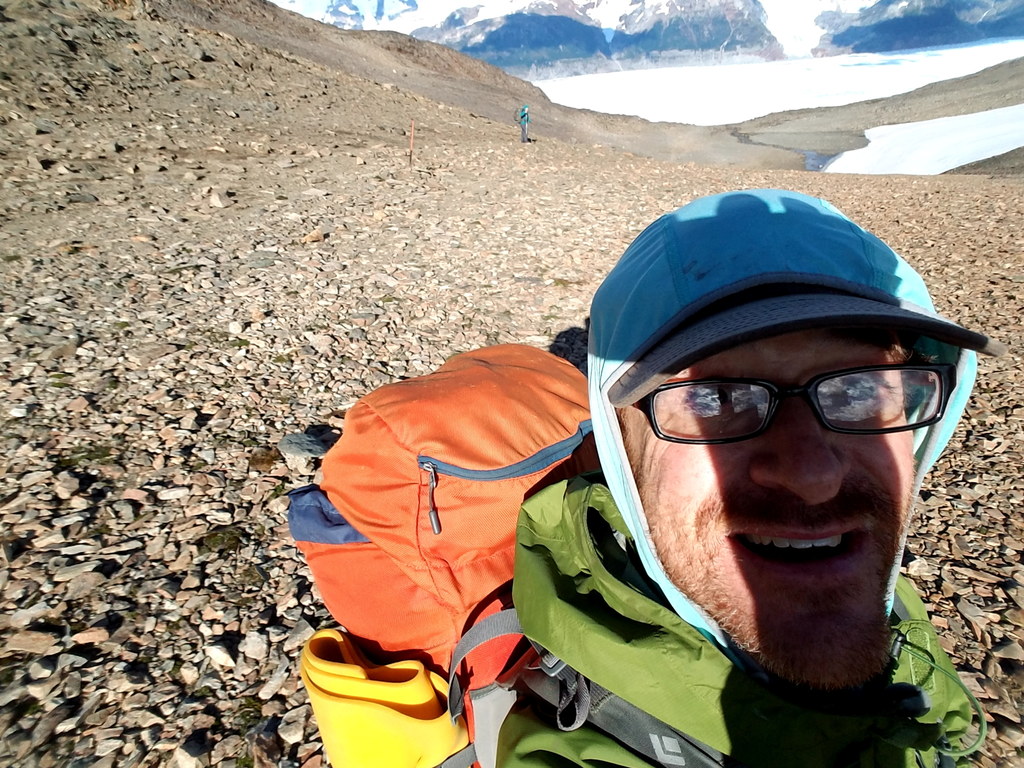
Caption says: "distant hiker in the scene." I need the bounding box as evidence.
[517,104,530,143]
[292,189,997,767]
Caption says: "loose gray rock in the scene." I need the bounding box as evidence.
[277,433,330,459]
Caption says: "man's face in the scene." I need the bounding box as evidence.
[618,329,917,689]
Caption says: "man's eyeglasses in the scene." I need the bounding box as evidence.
[637,364,956,445]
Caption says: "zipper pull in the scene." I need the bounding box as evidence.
[424,462,442,534]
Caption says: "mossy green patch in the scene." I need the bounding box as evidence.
[198,525,246,555]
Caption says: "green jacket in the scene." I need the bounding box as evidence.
[499,475,976,768]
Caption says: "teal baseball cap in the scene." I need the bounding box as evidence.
[600,189,1004,407]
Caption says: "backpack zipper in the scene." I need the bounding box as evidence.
[417,421,592,537]
[422,461,442,535]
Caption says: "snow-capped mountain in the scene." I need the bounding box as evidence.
[823,0,1024,53]
[267,0,1024,73]
[267,0,416,30]
[268,0,875,51]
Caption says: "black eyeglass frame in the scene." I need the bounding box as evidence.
[636,363,957,445]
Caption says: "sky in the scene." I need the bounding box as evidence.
[535,39,1024,175]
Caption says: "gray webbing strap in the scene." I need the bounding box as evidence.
[531,648,590,731]
[554,666,591,731]
[438,743,477,768]
[446,609,524,721]
[584,679,740,767]
[518,657,740,768]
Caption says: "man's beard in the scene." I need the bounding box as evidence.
[643,478,908,691]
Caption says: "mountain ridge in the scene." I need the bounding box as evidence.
[270,0,1024,74]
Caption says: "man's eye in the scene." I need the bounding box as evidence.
[686,385,765,418]
[818,375,898,422]
[686,386,727,417]
[819,379,873,415]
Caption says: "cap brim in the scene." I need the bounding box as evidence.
[609,292,1004,407]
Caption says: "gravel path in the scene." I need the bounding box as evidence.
[1,2,1022,767]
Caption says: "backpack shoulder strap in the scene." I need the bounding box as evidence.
[447,609,524,720]
[442,609,525,768]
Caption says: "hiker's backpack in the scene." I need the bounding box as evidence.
[288,344,598,767]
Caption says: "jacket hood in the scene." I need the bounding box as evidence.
[586,188,996,645]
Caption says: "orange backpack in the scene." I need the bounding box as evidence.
[288,344,598,766]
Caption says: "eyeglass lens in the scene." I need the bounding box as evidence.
[651,367,945,441]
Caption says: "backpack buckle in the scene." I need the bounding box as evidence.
[538,649,567,678]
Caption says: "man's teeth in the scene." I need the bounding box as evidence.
[745,534,843,549]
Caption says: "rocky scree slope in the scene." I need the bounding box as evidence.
[1,1,1023,767]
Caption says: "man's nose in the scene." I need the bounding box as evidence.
[747,398,848,505]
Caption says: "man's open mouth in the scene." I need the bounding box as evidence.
[737,533,851,563]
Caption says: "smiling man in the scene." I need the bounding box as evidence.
[619,329,922,692]
[502,190,1004,767]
